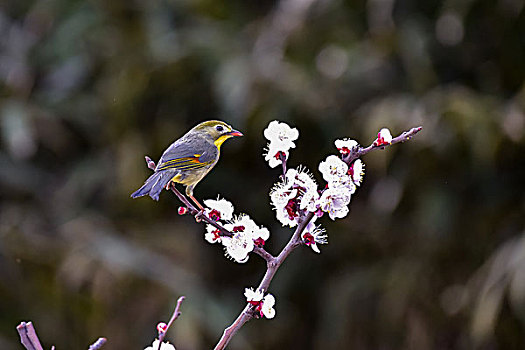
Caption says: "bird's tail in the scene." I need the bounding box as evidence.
[131,170,176,201]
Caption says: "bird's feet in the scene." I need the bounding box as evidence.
[188,194,206,222]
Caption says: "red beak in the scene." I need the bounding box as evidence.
[228,129,243,137]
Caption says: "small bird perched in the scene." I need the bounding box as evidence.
[131,120,242,209]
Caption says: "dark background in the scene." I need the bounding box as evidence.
[1,0,525,349]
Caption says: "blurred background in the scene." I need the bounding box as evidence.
[1,0,524,349]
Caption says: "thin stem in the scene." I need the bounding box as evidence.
[88,338,107,350]
[156,296,186,350]
[279,152,287,177]
[16,322,44,350]
[143,159,235,239]
[168,183,234,238]
[344,126,422,164]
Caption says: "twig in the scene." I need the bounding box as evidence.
[144,156,274,262]
[16,322,44,350]
[168,183,233,238]
[145,161,275,262]
[156,296,186,350]
[279,152,287,177]
[344,126,422,164]
[253,246,274,263]
[17,321,106,350]
[214,126,422,349]
[144,158,274,261]
[88,338,107,350]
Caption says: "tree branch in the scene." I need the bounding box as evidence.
[142,158,235,239]
[214,211,314,350]
[344,126,422,164]
[17,321,107,350]
[16,322,44,350]
[156,296,186,350]
[88,338,107,350]
[213,126,422,349]
[144,160,277,261]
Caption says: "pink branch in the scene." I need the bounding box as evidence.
[88,338,107,350]
[16,322,44,350]
[279,152,287,177]
[213,126,422,349]
[214,212,312,350]
[144,157,235,238]
[144,157,276,262]
[344,126,422,164]
[17,321,107,350]
[156,296,186,350]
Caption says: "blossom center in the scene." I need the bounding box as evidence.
[338,146,350,155]
[285,199,299,220]
[274,151,286,160]
[233,225,245,232]
[303,232,315,246]
[208,209,221,221]
[212,229,221,240]
[254,237,265,247]
[347,164,354,177]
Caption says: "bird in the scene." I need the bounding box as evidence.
[131,120,243,209]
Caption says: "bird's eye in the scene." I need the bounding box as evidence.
[216,125,224,132]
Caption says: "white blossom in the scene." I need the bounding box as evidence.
[144,340,176,350]
[287,168,320,212]
[350,159,365,186]
[263,120,299,150]
[270,167,320,227]
[264,144,289,168]
[205,225,222,244]
[204,196,234,221]
[335,138,359,155]
[221,231,254,263]
[244,288,276,319]
[299,187,320,212]
[263,120,299,168]
[301,221,328,253]
[256,226,270,241]
[274,202,300,227]
[221,214,270,262]
[318,186,352,220]
[288,167,317,192]
[326,172,357,195]
[260,294,276,319]
[270,179,299,227]
[318,155,348,184]
[374,127,393,146]
[244,287,264,303]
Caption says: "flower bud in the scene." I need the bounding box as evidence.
[156,322,167,334]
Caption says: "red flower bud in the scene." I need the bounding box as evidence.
[157,322,167,334]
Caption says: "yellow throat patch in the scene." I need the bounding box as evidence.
[214,134,231,149]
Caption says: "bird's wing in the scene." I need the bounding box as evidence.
[156,138,216,172]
